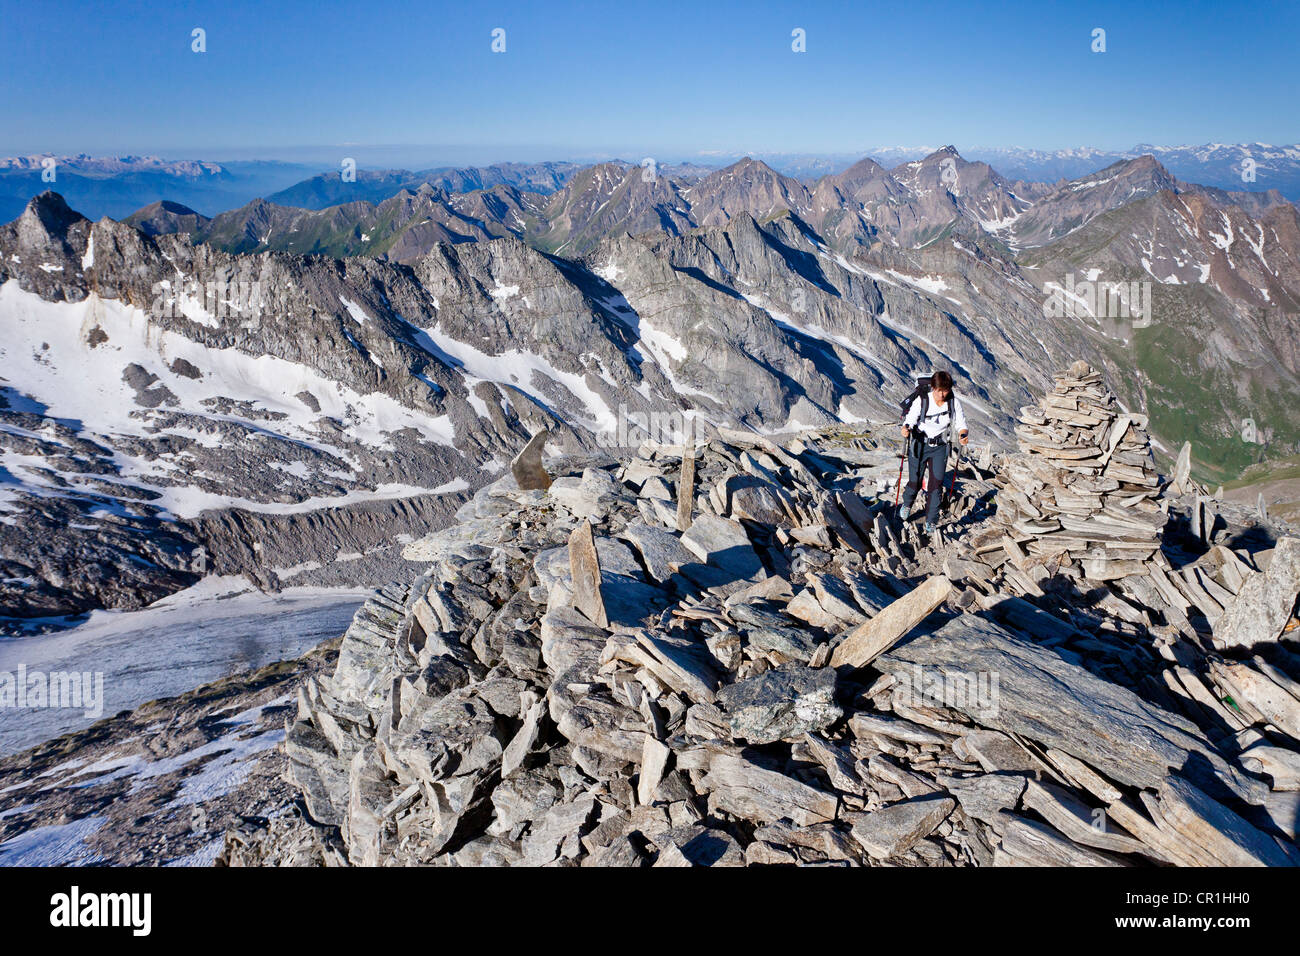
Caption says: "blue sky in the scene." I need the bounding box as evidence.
[2,0,1296,164]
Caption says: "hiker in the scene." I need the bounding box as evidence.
[899,369,968,532]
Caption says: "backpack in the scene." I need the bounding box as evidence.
[898,375,933,423]
[900,375,960,445]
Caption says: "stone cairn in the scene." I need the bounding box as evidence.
[986,360,1165,583]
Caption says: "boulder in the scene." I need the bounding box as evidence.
[715,665,842,744]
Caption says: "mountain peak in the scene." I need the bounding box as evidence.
[22,190,85,227]
[155,199,200,215]
[835,156,889,183]
[725,156,779,176]
[922,145,964,164]
[122,199,209,236]
[1111,153,1178,187]
[18,191,88,243]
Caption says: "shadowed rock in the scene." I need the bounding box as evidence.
[511,429,552,491]
[568,519,607,628]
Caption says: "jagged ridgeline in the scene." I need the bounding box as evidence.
[220,415,1300,867]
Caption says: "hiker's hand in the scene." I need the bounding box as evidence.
[959,432,969,445]
[901,426,910,438]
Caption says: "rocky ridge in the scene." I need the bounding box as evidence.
[216,371,1300,867]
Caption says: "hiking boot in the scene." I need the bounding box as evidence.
[924,522,937,534]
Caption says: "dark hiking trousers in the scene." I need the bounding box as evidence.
[900,438,949,526]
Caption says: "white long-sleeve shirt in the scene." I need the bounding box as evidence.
[904,392,967,440]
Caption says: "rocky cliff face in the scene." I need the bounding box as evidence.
[0,195,521,621]
[1021,187,1300,481]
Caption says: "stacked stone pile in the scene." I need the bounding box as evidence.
[990,360,1166,580]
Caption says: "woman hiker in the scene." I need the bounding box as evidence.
[899,369,969,533]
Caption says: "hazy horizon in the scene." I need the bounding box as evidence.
[3,0,1296,160]
[3,141,1298,173]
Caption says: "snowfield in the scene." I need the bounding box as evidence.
[0,575,368,756]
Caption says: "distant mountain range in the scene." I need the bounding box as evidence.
[857,143,1300,198]
[122,148,1294,262]
[0,155,318,222]
[2,143,1298,225]
[263,161,588,209]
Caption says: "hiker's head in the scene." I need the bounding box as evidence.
[931,370,954,401]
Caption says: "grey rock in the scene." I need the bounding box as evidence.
[937,772,1027,825]
[849,794,956,860]
[701,751,839,826]
[550,468,620,521]
[1214,537,1300,649]
[652,825,745,867]
[876,615,1263,801]
[568,519,608,628]
[618,521,695,583]
[511,429,552,491]
[715,665,842,744]
[520,795,599,866]
[680,514,764,582]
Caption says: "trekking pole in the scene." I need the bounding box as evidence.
[893,433,907,506]
[943,441,964,513]
[923,454,935,523]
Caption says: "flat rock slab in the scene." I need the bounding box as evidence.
[936,772,1027,825]
[730,480,789,525]
[537,538,669,628]
[701,751,838,826]
[680,515,764,581]
[876,614,1261,801]
[715,665,842,744]
[653,825,746,867]
[540,606,610,678]
[1150,774,1292,866]
[729,601,823,662]
[634,630,719,704]
[535,538,644,589]
[994,814,1129,867]
[568,519,608,628]
[618,521,696,583]
[830,575,952,669]
[597,579,673,629]
[677,439,697,532]
[849,794,955,860]
[550,468,620,521]
[1173,441,1192,493]
[401,516,503,563]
